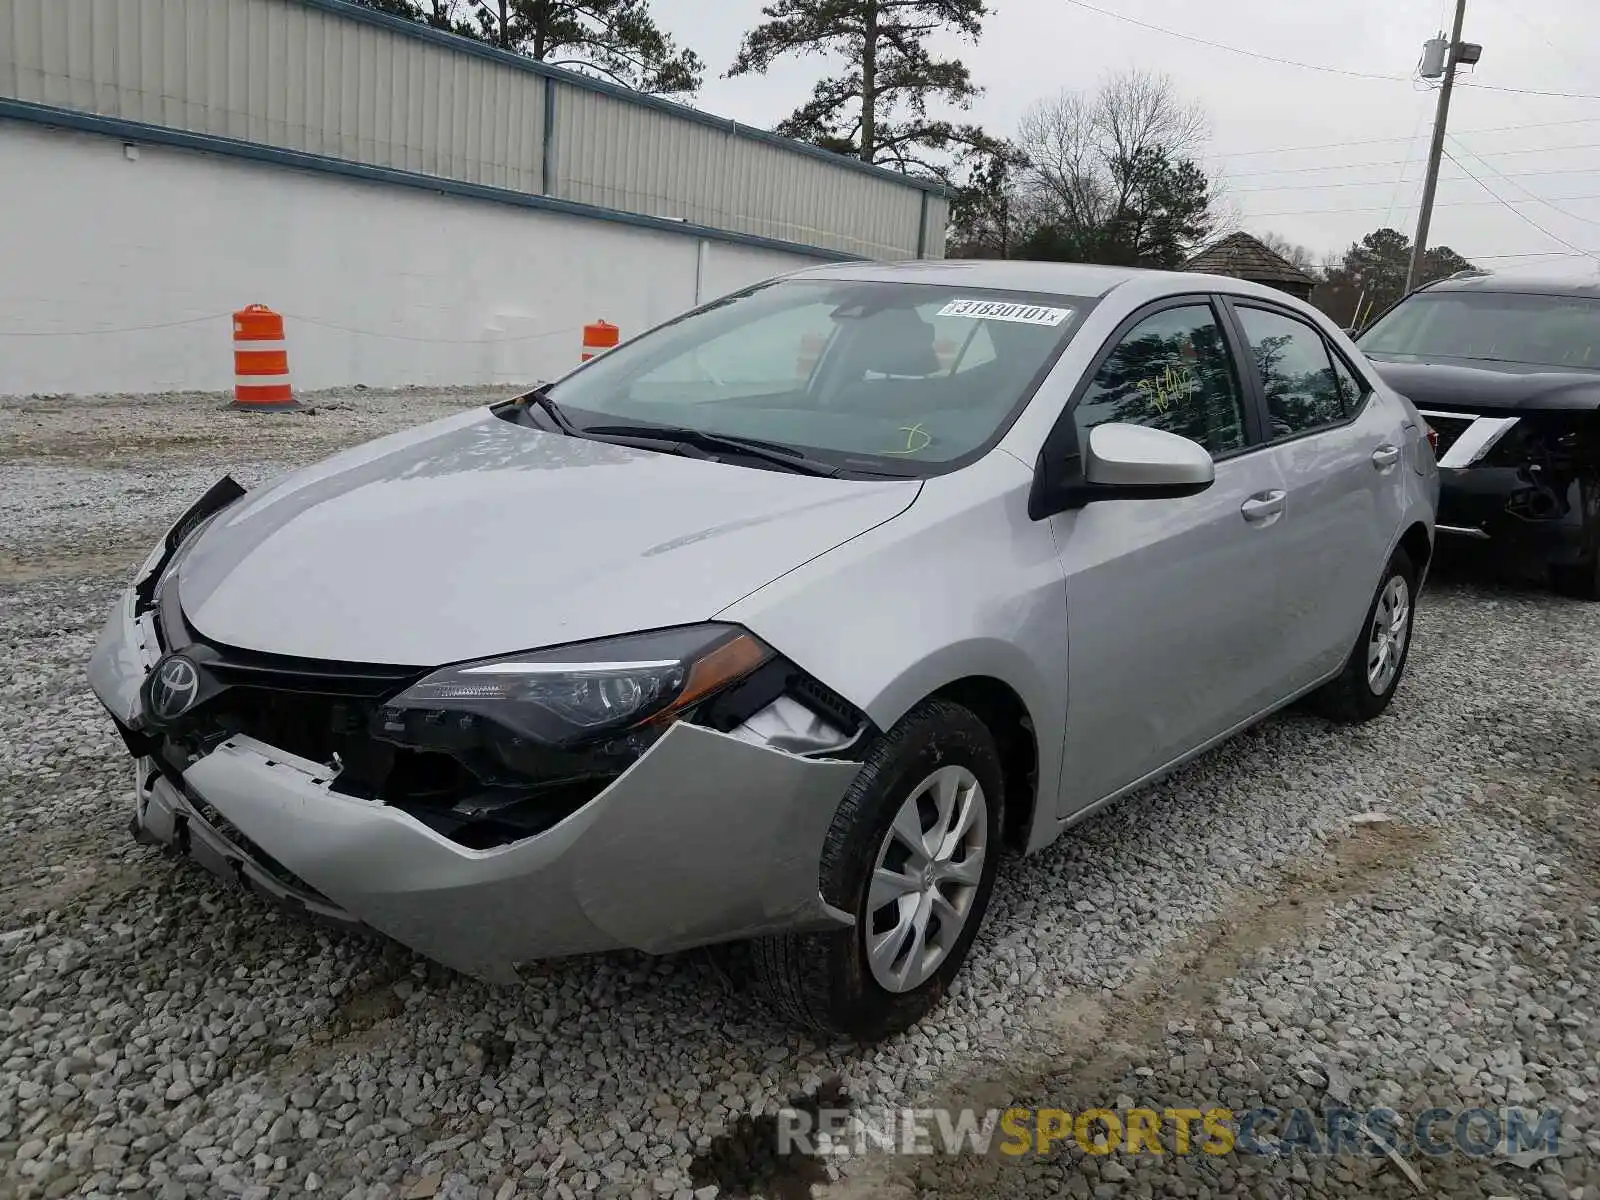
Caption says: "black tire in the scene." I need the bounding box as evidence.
[1551,555,1600,600]
[1309,548,1418,723]
[751,699,1005,1042]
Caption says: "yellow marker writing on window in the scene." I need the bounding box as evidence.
[887,423,933,455]
[1137,365,1196,414]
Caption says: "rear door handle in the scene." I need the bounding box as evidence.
[1372,444,1401,469]
[1240,489,1286,523]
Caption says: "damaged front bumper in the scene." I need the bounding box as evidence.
[1423,408,1600,577]
[89,581,861,983]
[1436,465,1590,570]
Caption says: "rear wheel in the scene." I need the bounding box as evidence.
[751,699,1004,1041]
[1309,549,1418,723]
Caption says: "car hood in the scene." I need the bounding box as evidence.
[176,410,920,664]
[1366,355,1600,414]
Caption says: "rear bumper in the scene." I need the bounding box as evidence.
[92,585,861,983]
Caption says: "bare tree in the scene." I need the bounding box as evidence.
[1013,70,1220,268]
[1256,231,1322,277]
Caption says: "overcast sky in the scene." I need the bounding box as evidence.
[650,0,1600,270]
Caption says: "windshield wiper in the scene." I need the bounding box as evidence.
[526,383,580,435]
[495,383,580,435]
[581,422,844,477]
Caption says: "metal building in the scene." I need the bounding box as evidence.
[0,0,948,262]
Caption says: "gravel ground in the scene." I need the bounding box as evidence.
[1,389,1598,1200]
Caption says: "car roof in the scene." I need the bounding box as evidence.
[1419,269,1600,299]
[784,258,1274,301]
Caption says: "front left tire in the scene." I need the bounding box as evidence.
[751,699,1005,1041]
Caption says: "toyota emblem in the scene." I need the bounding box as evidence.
[145,654,202,723]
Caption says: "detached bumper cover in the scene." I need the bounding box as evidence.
[90,588,860,983]
[1437,466,1589,568]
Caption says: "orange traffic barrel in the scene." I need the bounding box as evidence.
[581,320,620,362]
[231,305,298,411]
[796,331,826,379]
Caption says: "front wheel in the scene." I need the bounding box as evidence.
[751,699,1005,1041]
[1308,548,1418,723]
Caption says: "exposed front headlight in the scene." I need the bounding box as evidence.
[362,624,867,849]
[377,624,773,756]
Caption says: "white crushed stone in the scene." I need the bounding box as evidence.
[1,390,1596,1200]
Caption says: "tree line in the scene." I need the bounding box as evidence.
[1286,229,1475,330]
[352,0,1475,328]
[351,0,996,167]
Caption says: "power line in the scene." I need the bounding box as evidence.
[1449,136,1600,230]
[1244,191,1600,219]
[1224,140,1600,181]
[1470,250,1591,260]
[1061,0,1600,101]
[1456,80,1600,102]
[1233,163,1600,195]
[1380,101,1434,233]
[1502,6,1591,85]
[1439,149,1600,261]
[1059,0,1411,82]
[1210,117,1598,161]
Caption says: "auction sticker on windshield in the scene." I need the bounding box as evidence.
[937,299,1074,326]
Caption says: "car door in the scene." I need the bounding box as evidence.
[1049,297,1289,817]
[1223,299,1406,691]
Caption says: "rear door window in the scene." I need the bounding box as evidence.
[1329,352,1367,414]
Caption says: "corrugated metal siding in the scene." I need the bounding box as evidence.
[550,82,922,259]
[0,0,545,191]
[922,196,950,259]
[0,0,940,258]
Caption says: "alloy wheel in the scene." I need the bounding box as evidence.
[1366,574,1411,695]
[864,765,989,993]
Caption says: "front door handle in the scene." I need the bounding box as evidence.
[1372,443,1401,469]
[1240,489,1286,523]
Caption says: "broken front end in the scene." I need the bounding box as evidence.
[87,481,872,981]
[1421,406,1600,588]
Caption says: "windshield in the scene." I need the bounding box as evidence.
[544,279,1091,475]
[1358,290,1600,370]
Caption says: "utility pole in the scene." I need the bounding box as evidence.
[1408,0,1480,292]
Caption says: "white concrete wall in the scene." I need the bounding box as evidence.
[0,121,829,396]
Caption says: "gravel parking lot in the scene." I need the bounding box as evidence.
[2,389,1598,1200]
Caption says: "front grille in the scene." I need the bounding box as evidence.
[153,588,605,848]
[156,579,421,767]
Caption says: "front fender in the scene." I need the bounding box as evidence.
[718,452,1070,853]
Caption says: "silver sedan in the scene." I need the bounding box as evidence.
[88,260,1438,1040]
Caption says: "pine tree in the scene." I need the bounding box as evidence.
[728,0,994,170]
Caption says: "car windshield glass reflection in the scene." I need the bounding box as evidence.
[541,280,1092,475]
[1359,291,1600,370]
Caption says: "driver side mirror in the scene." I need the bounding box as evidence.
[1030,422,1215,517]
